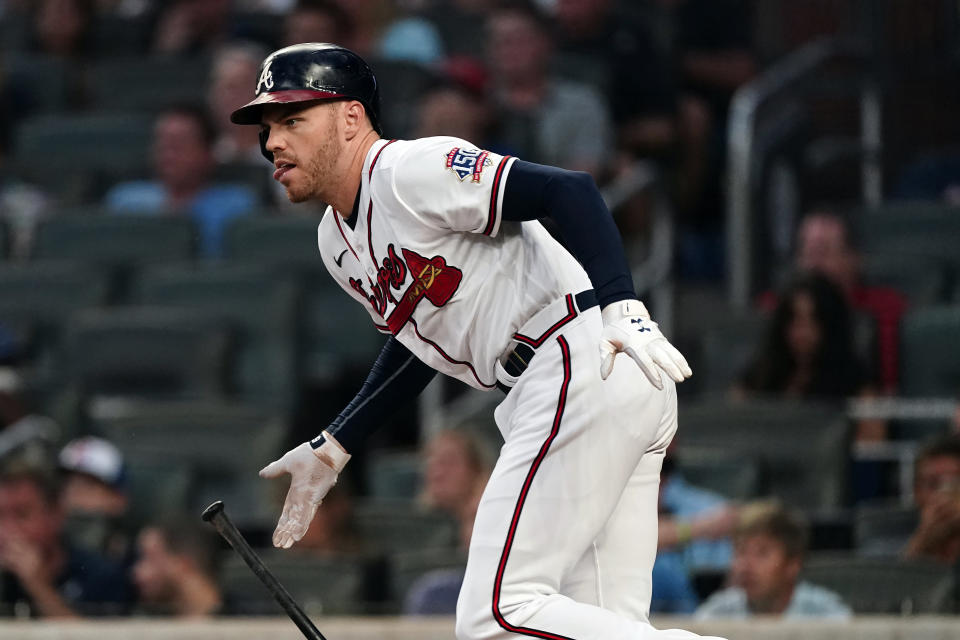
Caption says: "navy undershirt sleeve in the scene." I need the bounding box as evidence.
[501,160,636,308]
[311,336,436,452]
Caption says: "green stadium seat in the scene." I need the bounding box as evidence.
[0,261,110,385]
[801,554,954,614]
[86,56,210,113]
[693,310,769,396]
[91,400,287,529]
[220,552,370,615]
[900,306,960,397]
[5,54,70,113]
[65,307,232,401]
[854,500,918,557]
[673,447,761,501]
[135,263,298,410]
[354,500,458,555]
[367,450,422,501]
[13,113,152,198]
[855,203,960,271]
[676,400,851,510]
[861,252,950,306]
[33,213,196,265]
[225,216,386,383]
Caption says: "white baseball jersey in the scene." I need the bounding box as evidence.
[316,136,725,640]
[317,136,591,390]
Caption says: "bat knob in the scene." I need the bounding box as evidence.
[201,500,225,522]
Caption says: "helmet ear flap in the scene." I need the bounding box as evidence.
[259,128,274,162]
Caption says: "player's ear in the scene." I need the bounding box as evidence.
[342,100,368,139]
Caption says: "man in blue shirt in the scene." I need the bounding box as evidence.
[105,104,258,258]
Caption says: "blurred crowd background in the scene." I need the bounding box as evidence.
[0,0,959,623]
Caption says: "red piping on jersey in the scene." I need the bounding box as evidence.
[366,139,397,265]
[491,335,575,640]
[485,156,511,236]
[409,318,496,389]
[513,295,577,348]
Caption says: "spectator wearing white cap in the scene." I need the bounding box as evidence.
[59,437,134,569]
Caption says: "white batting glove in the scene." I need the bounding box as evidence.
[258,431,351,549]
[599,299,692,389]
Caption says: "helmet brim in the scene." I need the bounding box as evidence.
[230,89,345,125]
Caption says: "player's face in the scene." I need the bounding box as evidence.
[730,533,800,613]
[261,102,343,203]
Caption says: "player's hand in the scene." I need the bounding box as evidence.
[598,299,692,389]
[259,433,351,549]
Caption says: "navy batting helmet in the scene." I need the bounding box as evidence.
[231,43,382,158]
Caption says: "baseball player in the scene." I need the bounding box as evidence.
[240,44,725,640]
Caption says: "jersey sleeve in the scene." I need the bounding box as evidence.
[392,137,515,237]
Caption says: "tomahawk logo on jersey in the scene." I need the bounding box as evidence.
[317,135,590,390]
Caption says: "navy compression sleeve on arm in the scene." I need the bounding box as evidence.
[501,160,636,308]
[310,336,436,452]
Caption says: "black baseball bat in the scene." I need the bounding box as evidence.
[202,501,327,640]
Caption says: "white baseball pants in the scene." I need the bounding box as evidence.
[455,302,726,640]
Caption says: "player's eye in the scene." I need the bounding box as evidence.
[285,118,300,127]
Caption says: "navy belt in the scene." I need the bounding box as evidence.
[496,289,597,394]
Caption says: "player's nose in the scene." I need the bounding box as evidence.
[263,126,286,154]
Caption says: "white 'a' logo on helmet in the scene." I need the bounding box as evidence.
[256,61,275,95]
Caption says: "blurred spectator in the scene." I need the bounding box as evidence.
[762,210,908,394]
[29,0,95,59]
[665,0,757,232]
[421,428,492,550]
[695,502,851,619]
[485,0,613,177]
[132,518,227,617]
[903,435,960,564]
[552,0,678,163]
[421,0,490,59]
[291,480,367,556]
[282,0,355,50]
[0,459,132,618]
[104,104,259,258]
[327,0,394,58]
[379,15,444,65]
[208,41,270,165]
[652,451,737,613]
[739,274,884,441]
[413,58,506,154]
[404,428,493,615]
[58,437,134,569]
[0,371,60,465]
[153,0,231,56]
[236,0,296,13]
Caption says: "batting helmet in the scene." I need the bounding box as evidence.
[230,43,382,159]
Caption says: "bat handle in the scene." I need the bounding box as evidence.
[202,501,327,640]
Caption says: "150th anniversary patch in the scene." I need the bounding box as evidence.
[445,147,492,183]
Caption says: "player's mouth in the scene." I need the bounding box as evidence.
[273,161,297,182]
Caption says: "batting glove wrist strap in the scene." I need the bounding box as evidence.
[312,430,351,473]
[598,298,692,389]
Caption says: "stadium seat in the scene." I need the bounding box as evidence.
[134,263,299,410]
[225,216,386,384]
[673,447,761,501]
[0,219,7,259]
[853,500,918,557]
[855,203,960,271]
[64,307,232,402]
[0,261,110,386]
[13,113,152,198]
[676,400,851,510]
[900,305,960,396]
[91,400,287,529]
[220,552,370,615]
[366,450,422,501]
[801,554,955,614]
[693,310,769,396]
[4,53,70,113]
[861,252,950,307]
[354,500,458,555]
[86,56,210,113]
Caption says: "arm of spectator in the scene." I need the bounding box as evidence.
[659,505,740,549]
[854,386,888,442]
[0,535,79,618]
[904,495,960,560]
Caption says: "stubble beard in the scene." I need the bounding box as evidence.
[285,135,341,204]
